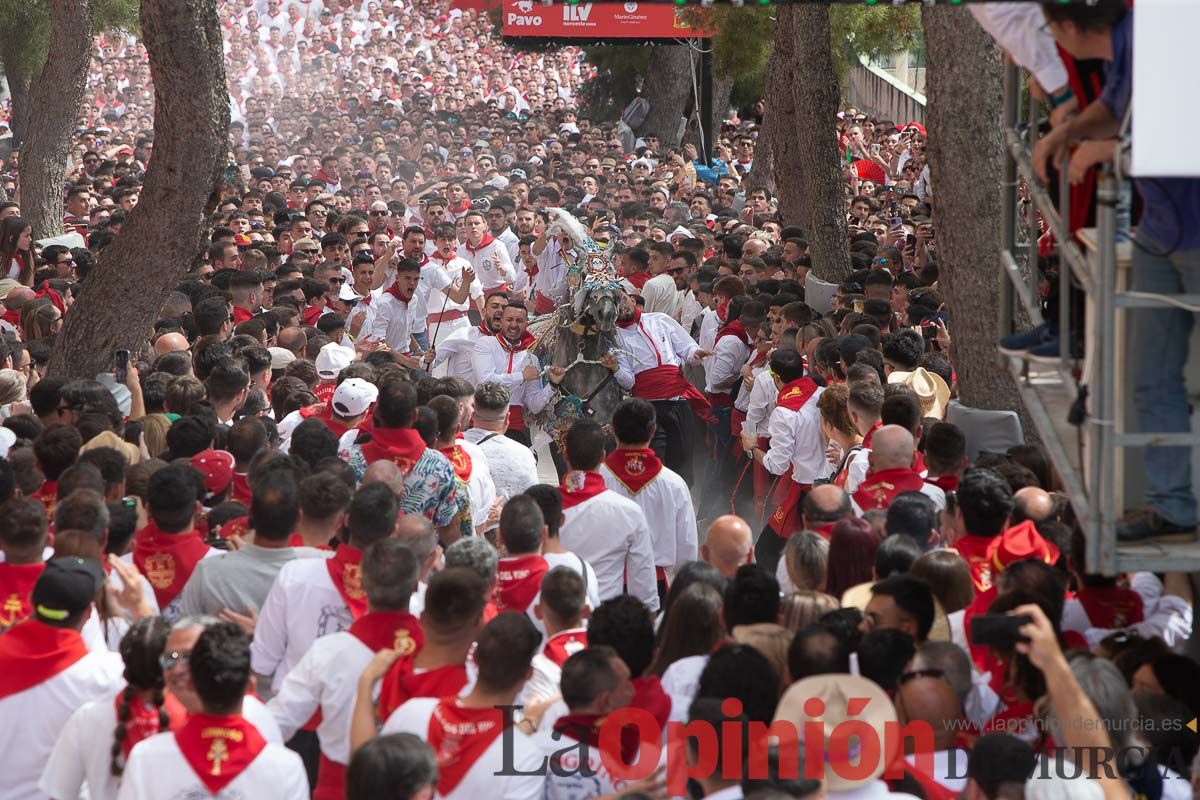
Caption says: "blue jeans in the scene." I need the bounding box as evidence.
[1130,237,1200,526]
[412,330,429,351]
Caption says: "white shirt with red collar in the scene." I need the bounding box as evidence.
[525,627,588,703]
[612,311,702,392]
[442,438,497,531]
[471,333,554,418]
[762,378,830,485]
[527,238,569,312]
[418,252,483,345]
[249,550,348,692]
[461,234,516,291]
[0,621,124,800]
[559,472,660,613]
[367,284,415,353]
[430,323,492,386]
[381,697,544,800]
[704,321,753,398]
[600,448,698,573]
[116,715,308,800]
[343,284,382,339]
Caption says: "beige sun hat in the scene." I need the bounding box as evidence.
[887,366,950,420]
[773,674,899,792]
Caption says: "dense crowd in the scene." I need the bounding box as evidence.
[0,1,1197,800]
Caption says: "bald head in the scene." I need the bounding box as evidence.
[4,287,34,311]
[395,513,438,577]
[895,676,963,751]
[278,326,307,357]
[805,484,850,519]
[702,515,754,578]
[870,425,916,471]
[1013,487,1054,524]
[363,460,404,495]
[154,332,190,355]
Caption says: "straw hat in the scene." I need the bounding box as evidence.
[773,674,898,791]
[887,367,950,420]
[79,430,142,466]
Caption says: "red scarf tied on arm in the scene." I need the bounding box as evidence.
[494,554,549,613]
[428,701,508,795]
[174,713,267,795]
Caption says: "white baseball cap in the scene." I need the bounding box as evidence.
[369,200,389,212]
[315,342,354,380]
[0,427,15,459]
[268,346,296,370]
[332,378,378,418]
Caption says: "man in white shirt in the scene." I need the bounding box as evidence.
[429,394,496,536]
[427,289,509,385]
[601,399,698,603]
[472,301,565,446]
[2,558,124,800]
[251,483,400,695]
[488,202,521,265]
[612,289,712,486]
[740,349,828,575]
[493,495,550,619]
[528,213,569,314]
[463,381,540,500]
[558,420,660,613]
[460,209,516,292]
[367,256,422,363]
[526,567,589,702]
[420,223,481,353]
[380,611,545,800]
[268,539,422,800]
[524,485,603,612]
[118,623,309,800]
[706,300,765,499]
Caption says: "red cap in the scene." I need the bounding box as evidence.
[190,449,235,497]
[986,520,1061,573]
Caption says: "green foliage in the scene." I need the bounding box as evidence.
[828,4,922,81]
[0,0,139,84]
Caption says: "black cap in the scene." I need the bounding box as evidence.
[249,166,275,180]
[31,557,105,622]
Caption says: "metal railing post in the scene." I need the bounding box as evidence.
[1000,64,1020,339]
[1092,172,1119,574]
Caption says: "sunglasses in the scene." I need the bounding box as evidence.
[370,210,389,216]
[630,225,648,233]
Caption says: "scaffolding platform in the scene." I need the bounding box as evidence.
[998,65,1200,576]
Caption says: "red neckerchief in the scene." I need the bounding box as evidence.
[630,675,672,734]
[0,562,45,630]
[494,554,549,613]
[116,690,188,759]
[949,534,998,594]
[861,421,884,449]
[232,306,254,325]
[715,318,752,347]
[230,473,252,507]
[377,663,469,723]
[811,521,838,541]
[542,627,587,667]
[449,199,471,216]
[496,330,536,354]
[286,533,333,551]
[888,751,960,800]
[851,467,926,512]
[358,426,427,474]
[325,544,367,619]
[626,272,650,290]
[34,284,65,314]
[1077,585,1144,629]
[775,377,819,411]
[31,480,58,516]
[604,447,663,495]
[1,308,20,328]
[615,308,642,329]
[132,522,211,609]
[463,233,496,254]
[476,322,496,338]
[173,713,267,795]
[215,515,249,541]
[0,618,91,699]
[391,281,420,307]
[926,474,959,493]
[302,303,326,327]
[439,443,473,482]
[558,471,607,510]
[428,700,508,795]
[348,610,424,656]
[299,402,353,440]
[552,712,640,765]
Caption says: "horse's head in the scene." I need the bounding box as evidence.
[573,281,619,334]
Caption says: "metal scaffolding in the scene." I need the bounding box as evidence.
[998,64,1200,576]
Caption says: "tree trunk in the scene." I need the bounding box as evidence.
[21,0,94,241]
[7,72,31,146]
[639,45,693,148]
[711,73,733,141]
[921,6,1029,432]
[49,0,229,380]
[765,9,806,228]
[743,125,775,196]
[789,4,850,282]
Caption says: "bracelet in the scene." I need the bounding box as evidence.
[1048,86,1074,110]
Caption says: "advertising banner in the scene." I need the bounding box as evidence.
[502,1,709,39]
